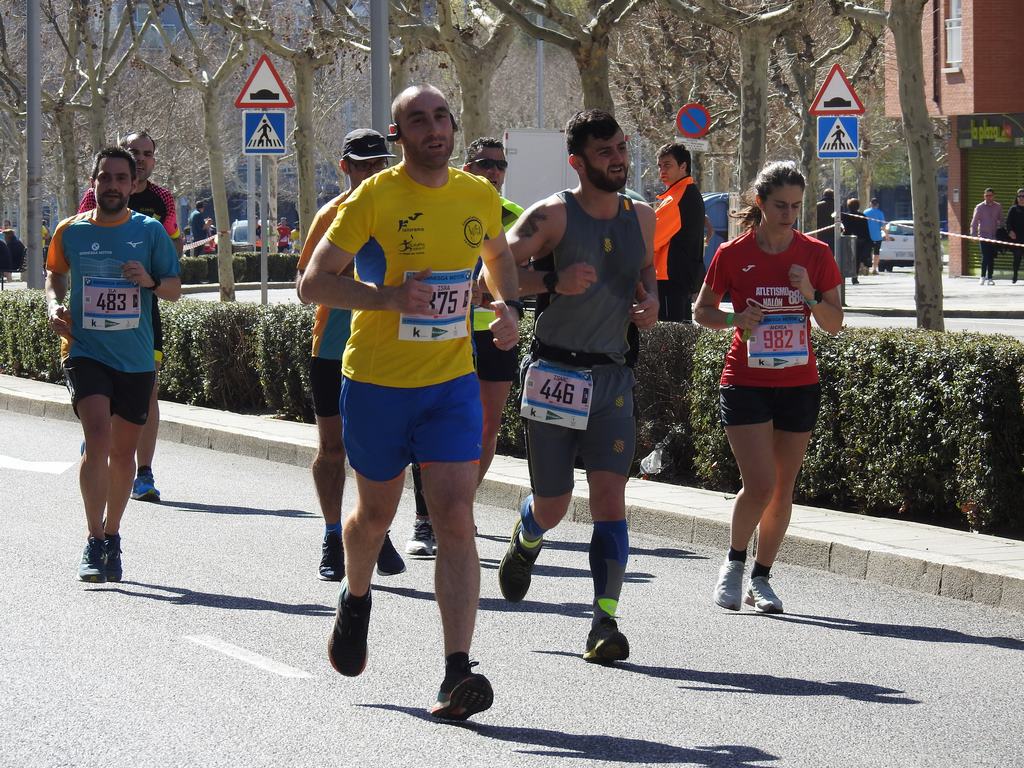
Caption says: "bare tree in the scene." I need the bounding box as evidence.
[666,0,814,189]
[489,0,652,113]
[837,0,942,330]
[135,1,247,300]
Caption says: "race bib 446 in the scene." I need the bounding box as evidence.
[521,360,593,430]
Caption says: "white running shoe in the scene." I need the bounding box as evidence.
[745,576,784,614]
[713,558,745,611]
[405,517,436,556]
[987,279,996,285]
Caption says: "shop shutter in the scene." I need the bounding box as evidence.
[964,146,1024,275]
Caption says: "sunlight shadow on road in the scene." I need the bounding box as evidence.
[766,613,1024,651]
[88,581,333,616]
[372,584,593,619]
[157,500,315,518]
[358,704,780,766]
[534,651,918,705]
[475,533,706,561]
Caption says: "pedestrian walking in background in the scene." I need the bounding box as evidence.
[863,197,886,275]
[815,188,835,254]
[841,198,872,284]
[1004,189,1024,284]
[971,188,1003,285]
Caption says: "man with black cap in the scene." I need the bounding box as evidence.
[296,128,405,582]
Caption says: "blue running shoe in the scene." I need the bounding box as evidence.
[103,534,122,582]
[78,537,106,583]
[131,470,161,503]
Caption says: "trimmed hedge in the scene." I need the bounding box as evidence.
[2,289,1023,537]
[178,252,299,285]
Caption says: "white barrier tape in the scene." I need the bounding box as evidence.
[183,233,219,253]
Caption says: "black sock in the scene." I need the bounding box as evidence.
[728,547,747,562]
[342,584,370,606]
[751,561,771,579]
[441,652,470,692]
[137,465,151,476]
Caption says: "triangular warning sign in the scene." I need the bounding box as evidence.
[246,115,285,150]
[809,63,865,116]
[235,54,294,108]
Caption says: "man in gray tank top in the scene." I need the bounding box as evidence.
[494,109,658,664]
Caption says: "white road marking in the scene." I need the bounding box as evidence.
[0,455,75,474]
[184,635,313,678]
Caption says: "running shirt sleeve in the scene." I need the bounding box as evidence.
[46,213,92,273]
[77,189,96,214]
[153,185,180,239]
[298,192,349,271]
[149,219,180,279]
[325,183,375,256]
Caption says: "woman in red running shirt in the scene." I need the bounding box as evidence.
[694,161,843,615]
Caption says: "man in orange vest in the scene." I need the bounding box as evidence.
[653,142,706,322]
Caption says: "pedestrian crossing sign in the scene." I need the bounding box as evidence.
[243,111,287,155]
[817,116,859,159]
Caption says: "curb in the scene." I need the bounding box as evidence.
[181,281,295,295]
[2,379,1021,615]
[845,306,1024,319]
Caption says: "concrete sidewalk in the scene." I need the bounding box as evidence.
[3,372,1021,614]
[842,270,1024,318]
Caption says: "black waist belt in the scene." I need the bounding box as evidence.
[531,340,616,367]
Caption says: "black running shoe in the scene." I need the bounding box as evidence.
[78,537,106,583]
[497,519,541,602]
[327,581,370,676]
[319,531,344,581]
[103,534,122,583]
[583,616,630,664]
[430,662,494,721]
[376,531,406,576]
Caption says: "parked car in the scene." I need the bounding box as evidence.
[878,220,915,270]
[230,219,258,253]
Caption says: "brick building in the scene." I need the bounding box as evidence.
[885,0,1024,276]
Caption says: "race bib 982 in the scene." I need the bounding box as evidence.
[746,312,808,369]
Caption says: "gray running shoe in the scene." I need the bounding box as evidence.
[497,519,541,602]
[713,558,745,611]
[745,575,784,614]
[406,517,436,556]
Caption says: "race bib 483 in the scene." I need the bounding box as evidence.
[82,276,141,331]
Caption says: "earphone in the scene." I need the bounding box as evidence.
[386,113,459,142]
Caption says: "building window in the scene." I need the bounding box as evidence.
[945,1,962,68]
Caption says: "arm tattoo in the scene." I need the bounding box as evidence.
[518,210,547,239]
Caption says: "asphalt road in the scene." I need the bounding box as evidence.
[3,410,1023,768]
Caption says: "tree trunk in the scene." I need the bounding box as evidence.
[268,156,280,256]
[201,88,236,302]
[54,107,79,216]
[576,38,614,112]
[451,58,494,141]
[736,29,771,190]
[891,0,943,330]
[292,57,317,239]
[86,100,106,155]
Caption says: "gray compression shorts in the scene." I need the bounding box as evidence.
[522,358,637,497]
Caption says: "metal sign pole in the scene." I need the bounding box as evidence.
[834,158,844,306]
[260,155,269,305]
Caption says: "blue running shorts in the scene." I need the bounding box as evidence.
[340,373,483,481]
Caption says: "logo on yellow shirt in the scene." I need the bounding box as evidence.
[463,217,483,247]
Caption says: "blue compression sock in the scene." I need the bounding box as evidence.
[519,494,546,545]
[325,523,342,537]
[589,520,629,625]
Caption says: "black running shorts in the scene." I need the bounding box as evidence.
[719,383,821,433]
[309,355,342,418]
[474,329,518,382]
[63,357,155,426]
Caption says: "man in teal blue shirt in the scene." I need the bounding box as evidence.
[864,198,887,275]
[46,147,181,584]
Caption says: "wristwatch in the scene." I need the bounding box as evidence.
[804,289,822,307]
[543,270,559,294]
[504,299,525,319]
[150,276,161,291]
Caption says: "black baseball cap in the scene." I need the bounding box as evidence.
[342,129,395,161]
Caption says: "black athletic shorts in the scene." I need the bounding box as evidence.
[870,239,882,256]
[474,329,518,382]
[309,356,342,418]
[152,297,163,356]
[719,383,821,433]
[63,357,156,426]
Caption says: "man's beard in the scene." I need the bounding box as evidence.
[97,192,127,214]
[582,156,627,193]
[403,135,453,171]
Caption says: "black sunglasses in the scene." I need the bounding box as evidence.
[469,158,508,171]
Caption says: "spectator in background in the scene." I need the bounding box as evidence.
[1005,189,1024,284]
[203,217,217,254]
[3,229,25,277]
[863,197,886,275]
[971,188,1003,285]
[188,201,206,244]
[653,141,706,322]
[277,217,291,252]
[0,231,10,282]
[42,220,51,251]
[815,188,835,254]
[841,198,871,285]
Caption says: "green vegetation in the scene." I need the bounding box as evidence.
[2,292,1022,537]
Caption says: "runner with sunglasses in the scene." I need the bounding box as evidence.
[694,161,843,614]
